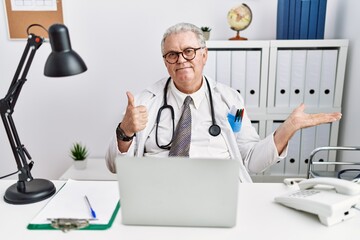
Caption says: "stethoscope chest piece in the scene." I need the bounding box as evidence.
[209,124,221,137]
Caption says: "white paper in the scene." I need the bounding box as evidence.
[30,179,119,225]
[11,0,57,11]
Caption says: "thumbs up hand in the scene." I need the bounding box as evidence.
[119,91,148,137]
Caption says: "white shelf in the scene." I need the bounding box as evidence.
[206,39,348,178]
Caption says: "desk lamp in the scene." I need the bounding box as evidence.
[0,24,87,204]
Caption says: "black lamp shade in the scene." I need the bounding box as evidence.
[44,24,87,77]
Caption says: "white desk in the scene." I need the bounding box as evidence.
[59,158,117,180]
[1,180,359,240]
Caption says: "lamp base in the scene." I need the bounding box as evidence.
[4,179,56,204]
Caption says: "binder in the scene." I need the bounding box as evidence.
[288,0,296,39]
[276,0,290,39]
[289,50,306,107]
[251,120,259,135]
[299,0,311,39]
[216,51,231,86]
[293,0,302,39]
[285,129,301,175]
[245,50,261,108]
[319,49,338,107]
[314,123,331,172]
[299,127,316,175]
[275,50,292,108]
[231,50,246,95]
[304,50,322,107]
[204,50,216,80]
[316,0,327,39]
[27,179,120,231]
[308,0,319,39]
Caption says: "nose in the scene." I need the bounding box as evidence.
[176,52,187,63]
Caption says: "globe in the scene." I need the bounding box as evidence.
[227,3,252,40]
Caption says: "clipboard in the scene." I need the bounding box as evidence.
[27,179,120,231]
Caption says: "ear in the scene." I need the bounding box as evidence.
[202,47,208,64]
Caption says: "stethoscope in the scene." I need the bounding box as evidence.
[155,76,221,150]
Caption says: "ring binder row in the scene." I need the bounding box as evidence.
[276,0,328,40]
[265,121,332,177]
[205,49,262,110]
[274,48,338,109]
[205,39,348,178]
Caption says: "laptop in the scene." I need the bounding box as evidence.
[115,156,240,228]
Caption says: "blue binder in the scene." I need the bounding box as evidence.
[277,0,290,39]
[308,0,320,39]
[299,0,311,39]
[288,0,297,39]
[316,0,327,39]
[294,0,302,39]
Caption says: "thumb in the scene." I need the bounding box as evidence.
[126,91,135,108]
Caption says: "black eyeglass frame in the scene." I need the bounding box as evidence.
[163,47,204,64]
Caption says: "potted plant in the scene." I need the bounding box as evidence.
[70,142,89,170]
[201,26,212,40]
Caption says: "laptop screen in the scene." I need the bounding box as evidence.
[116,157,240,228]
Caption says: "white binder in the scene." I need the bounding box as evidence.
[285,129,301,175]
[304,50,322,107]
[204,50,216,80]
[245,50,261,108]
[231,50,246,95]
[275,50,291,107]
[299,127,316,176]
[289,50,307,108]
[314,123,331,172]
[216,51,231,86]
[251,120,259,135]
[319,50,338,108]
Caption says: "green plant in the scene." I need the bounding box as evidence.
[70,142,89,161]
[201,26,212,32]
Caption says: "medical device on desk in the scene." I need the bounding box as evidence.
[275,177,360,226]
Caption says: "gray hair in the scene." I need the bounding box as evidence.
[161,22,206,55]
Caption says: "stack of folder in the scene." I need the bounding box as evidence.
[276,0,327,39]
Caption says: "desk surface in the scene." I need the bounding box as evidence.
[1,180,359,240]
[59,158,117,180]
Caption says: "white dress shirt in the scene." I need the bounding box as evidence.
[144,79,230,158]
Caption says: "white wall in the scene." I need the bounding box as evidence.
[0,0,355,179]
[334,0,360,160]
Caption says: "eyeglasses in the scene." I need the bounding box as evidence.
[163,47,203,64]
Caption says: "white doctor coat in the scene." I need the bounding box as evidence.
[106,77,285,183]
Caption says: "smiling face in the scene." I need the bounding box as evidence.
[162,31,208,94]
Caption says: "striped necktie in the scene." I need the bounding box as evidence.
[169,96,192,157]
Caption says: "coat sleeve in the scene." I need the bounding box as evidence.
[216,82,288,174]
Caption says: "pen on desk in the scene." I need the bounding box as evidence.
[84,195,97,219]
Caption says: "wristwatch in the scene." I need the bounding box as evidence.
[116,123,135,142]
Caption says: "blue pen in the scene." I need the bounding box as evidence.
[84,195,97,219]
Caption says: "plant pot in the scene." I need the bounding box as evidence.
[202,31,210,41]
[74,159,87,170]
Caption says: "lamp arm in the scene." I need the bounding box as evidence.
[0,34,43,183]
